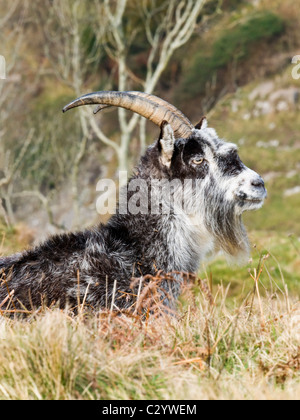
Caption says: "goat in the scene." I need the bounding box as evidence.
[0,91,267,311]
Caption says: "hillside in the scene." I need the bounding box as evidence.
[0,0,299,402]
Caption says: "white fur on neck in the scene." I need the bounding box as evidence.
[163,210,217,273]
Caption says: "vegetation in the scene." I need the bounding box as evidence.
[0,0,299,400]
[179,11,285,100]
[0,270,299,400]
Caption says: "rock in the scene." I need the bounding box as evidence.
[284,186,300,197]
[255,100,274,115]
[248,81,275,101]
[256,139,279,148]
[276,101,289,112]
[269,87,299,106]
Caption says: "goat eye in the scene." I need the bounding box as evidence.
[192,158,204,165]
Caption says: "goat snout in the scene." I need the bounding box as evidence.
[251,175,267,200]
[251,176,265,189]
[235,173,267,207]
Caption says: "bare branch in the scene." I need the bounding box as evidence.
[145,0,206,92]
[12,190,66,230]
[0,129,34,189]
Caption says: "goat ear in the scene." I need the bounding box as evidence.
[159,121,175,168]
[195,116,208,130]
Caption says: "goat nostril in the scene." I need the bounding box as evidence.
[238,192,247,200]
[251,178,265,188]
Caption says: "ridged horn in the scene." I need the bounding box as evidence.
[93,91,193,127]
[63,91,194,139]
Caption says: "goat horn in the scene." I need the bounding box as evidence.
[93,91,193,128]
[63,91,194,139]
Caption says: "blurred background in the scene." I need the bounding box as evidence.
[0,0,299,295]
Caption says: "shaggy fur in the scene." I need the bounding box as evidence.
[0,122,266,311]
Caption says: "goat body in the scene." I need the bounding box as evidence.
[0,92,267,311]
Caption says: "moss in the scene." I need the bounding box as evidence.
[179,12,285,99]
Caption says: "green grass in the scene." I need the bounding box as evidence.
[178,11,285,100]
[0,222,34,256]
[201,233,300,299]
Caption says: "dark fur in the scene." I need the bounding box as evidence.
[0,129,266,311]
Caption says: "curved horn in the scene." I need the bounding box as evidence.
[63,91,193,139]
[93,91,193,128]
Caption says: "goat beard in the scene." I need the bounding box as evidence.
[204,201,250,265]
[218,215,250,265]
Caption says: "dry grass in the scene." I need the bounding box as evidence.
[0,269,299,400]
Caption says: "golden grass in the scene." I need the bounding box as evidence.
[0,270,299,400]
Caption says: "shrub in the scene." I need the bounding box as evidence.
[180,12,285,99]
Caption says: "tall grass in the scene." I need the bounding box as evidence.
[0,265,299,400]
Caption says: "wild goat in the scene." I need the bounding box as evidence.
[0,91,267,311]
